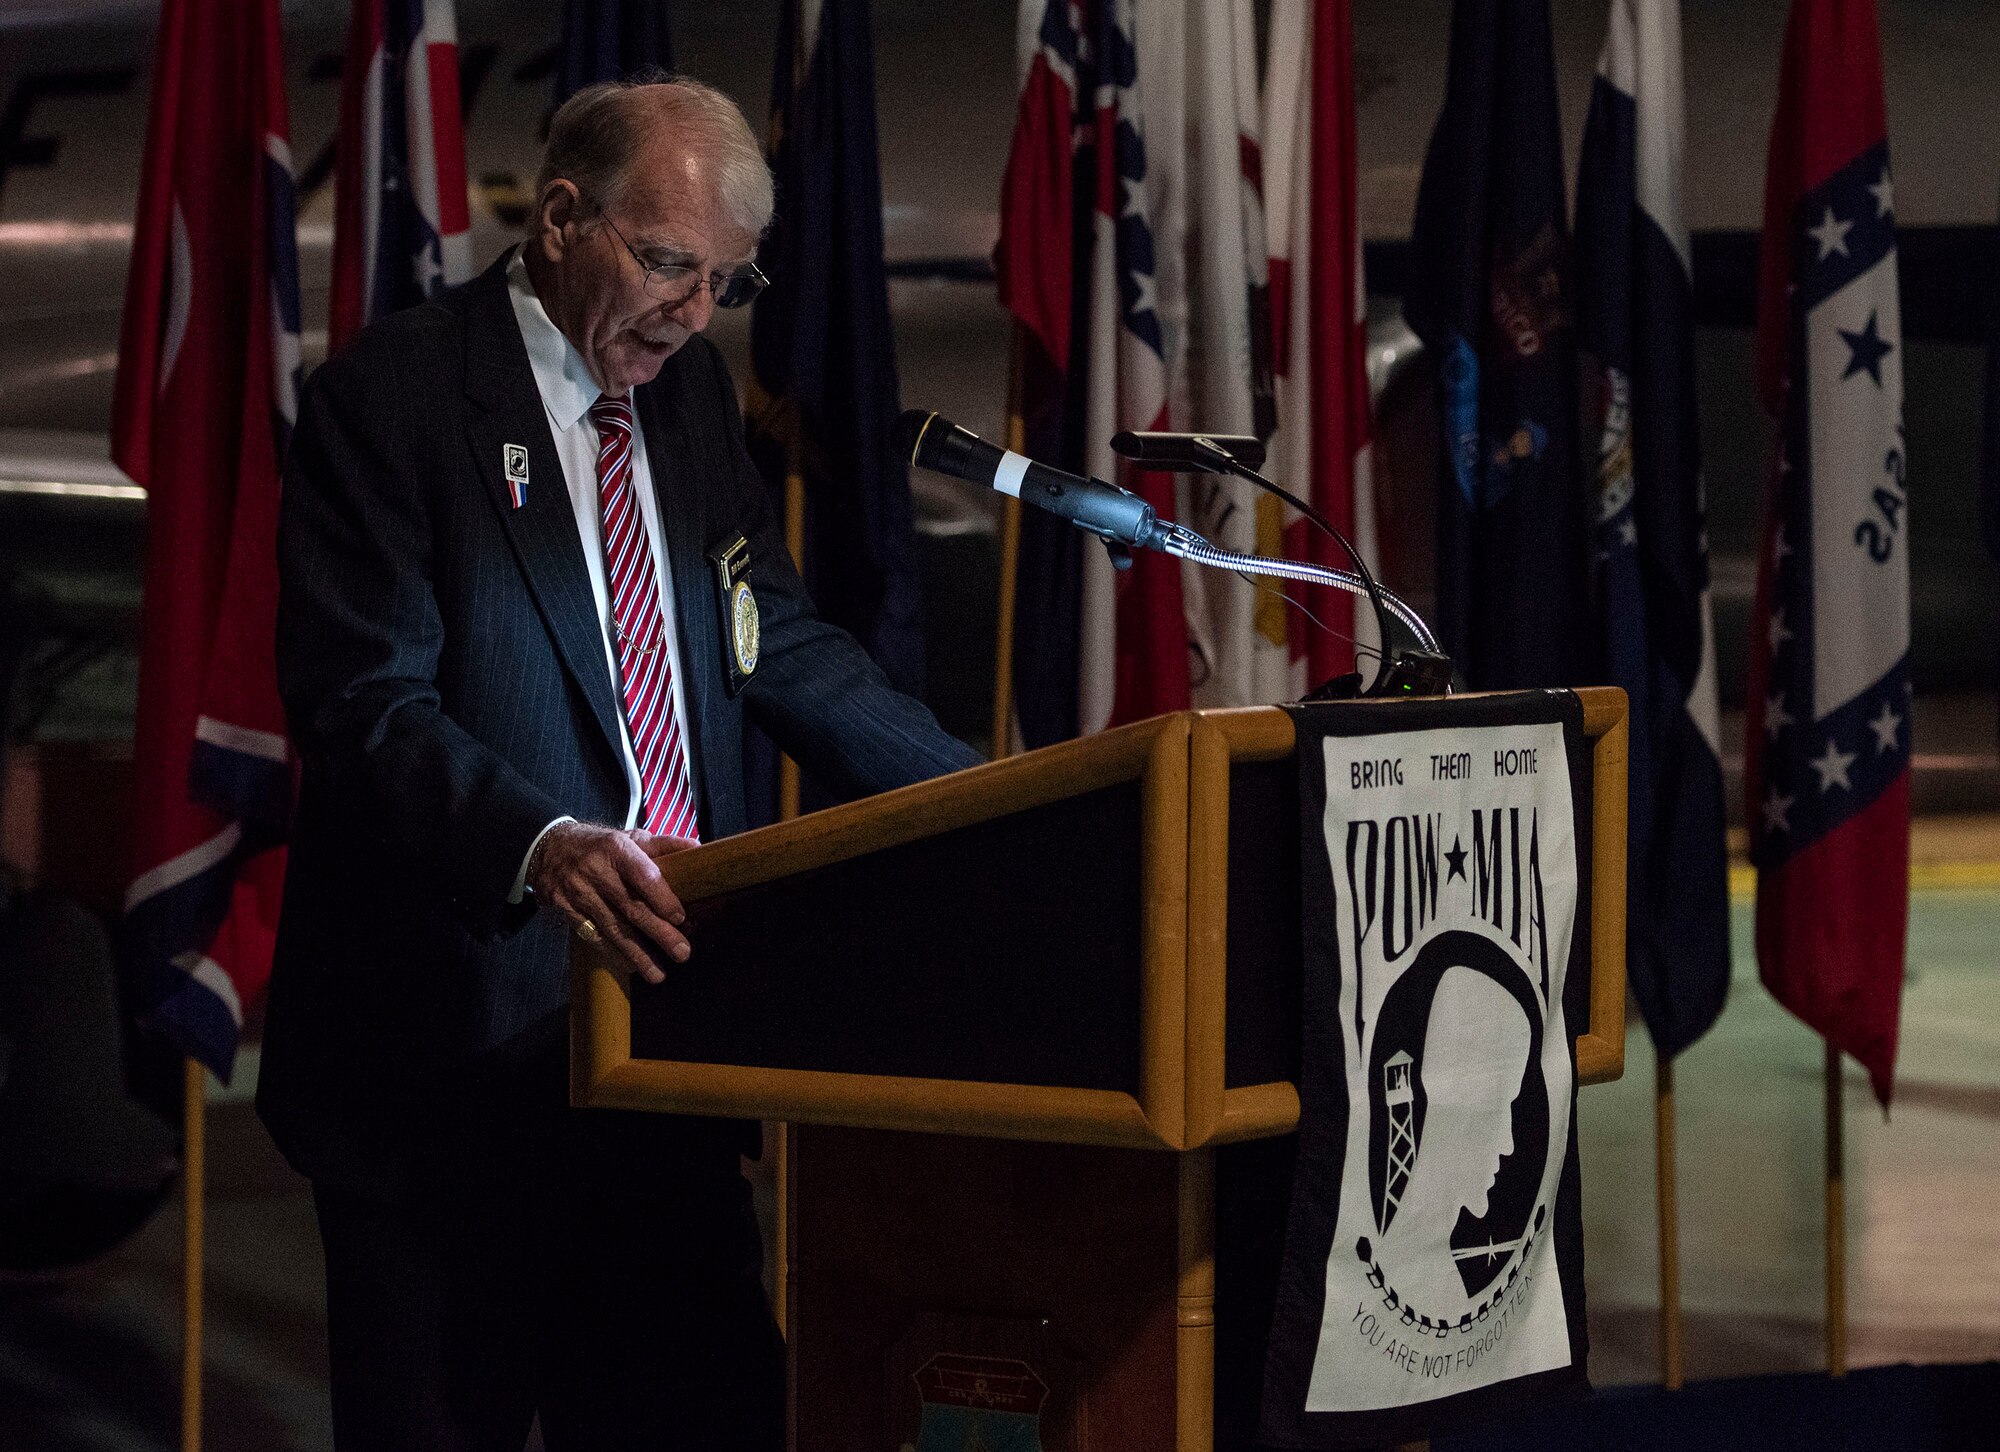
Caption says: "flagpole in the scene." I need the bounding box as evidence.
[771,454,809,1333]
[990,323,1026,761]
[1825,1041,1847,1376]
[779,462,807,820]
[181,1056,205,1452]
[1655,1054,1684,1389]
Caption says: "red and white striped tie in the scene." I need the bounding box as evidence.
[590,395,700,842]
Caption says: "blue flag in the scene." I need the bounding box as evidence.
[555,0,674,103]
[1574,0,1729,1059]
[743,0,924,816]
[1406,0,1590,690]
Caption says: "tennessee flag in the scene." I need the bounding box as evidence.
[329,0,471,351]
[1745,0,1910,1106]
[111,0,302,1080]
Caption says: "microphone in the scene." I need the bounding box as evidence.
[899,410,1162,550]
[1110,430,1266,472]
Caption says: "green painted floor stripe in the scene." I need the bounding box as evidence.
[1726,862,2000,898]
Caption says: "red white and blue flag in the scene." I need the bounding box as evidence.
[995,0,1089,749]
[329,0,471,352]
[1259,0,1376,699]
[111,0,302,1080]
[1143,0,1274,711]
[997,0,1189,741]
[1745,0,1909,1106]
[1075,0,1185,734]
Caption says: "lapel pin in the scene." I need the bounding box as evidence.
[503,444,530,509]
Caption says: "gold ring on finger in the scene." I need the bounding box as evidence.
[575,917,602,945]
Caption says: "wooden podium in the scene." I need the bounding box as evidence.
[571,695,1629,1449]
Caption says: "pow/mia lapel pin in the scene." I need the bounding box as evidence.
[503,444,530,509]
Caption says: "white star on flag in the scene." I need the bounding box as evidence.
[1768,607,1794,652]
[1808,205,1853,259]
[1765,691,1795,740]
[1617,518,1638,547]
[1868,169,1894,218]
[1763,788,1795,833]
[1810,737,1858,793]
[1772,525,1792,565]
[1867,699,1903,753]
[1128,269,1158,322]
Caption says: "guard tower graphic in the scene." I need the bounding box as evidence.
[1379,1050,1417,1232]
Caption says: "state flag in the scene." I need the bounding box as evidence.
[996,0,1091,749]
[329,0,471,351]
[555,0,675,104]
[998,0,1189,744]
[1259,0,1378,699]
[1406,0,1591,692]
[1745,0,1910,1107]
[743,0,922,819]
[111,0,302,1080]
[1574,0,1730,1058]
[1145,0,1274,710]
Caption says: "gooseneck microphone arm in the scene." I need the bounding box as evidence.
[1111,430,1399,666]
[1148,521,1440,654]
[899,409,1442,677]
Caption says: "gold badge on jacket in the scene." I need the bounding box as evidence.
[708,533,758,694]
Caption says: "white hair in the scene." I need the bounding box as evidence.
[536,73,775,240]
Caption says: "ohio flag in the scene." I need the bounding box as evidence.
[329,0,471,351]
[111,0,302,1080]
[1745,0,1910,1106]
[1076,0,1185,734]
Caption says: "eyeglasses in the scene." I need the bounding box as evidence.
[597,208,769,310]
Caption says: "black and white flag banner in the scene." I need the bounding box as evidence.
[1261,692,1592,1448]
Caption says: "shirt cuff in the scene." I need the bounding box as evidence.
[510,815,576,904]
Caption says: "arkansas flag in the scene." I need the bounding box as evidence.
[111,0,302,1080]
[329,0,471,351]
[1745,0,1910,1106]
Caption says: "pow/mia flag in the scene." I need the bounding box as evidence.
[1260,692,1591,1447]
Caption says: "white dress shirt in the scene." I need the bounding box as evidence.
[505,246,698,896]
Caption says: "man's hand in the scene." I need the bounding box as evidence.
[528,822,697,984]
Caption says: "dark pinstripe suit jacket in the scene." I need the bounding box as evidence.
[257,254,979,1195]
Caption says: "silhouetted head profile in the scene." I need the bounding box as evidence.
[1376,965,1534,1313]
[1411,967,1531,1221]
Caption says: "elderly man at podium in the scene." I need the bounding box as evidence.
[258,76,978,1450]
